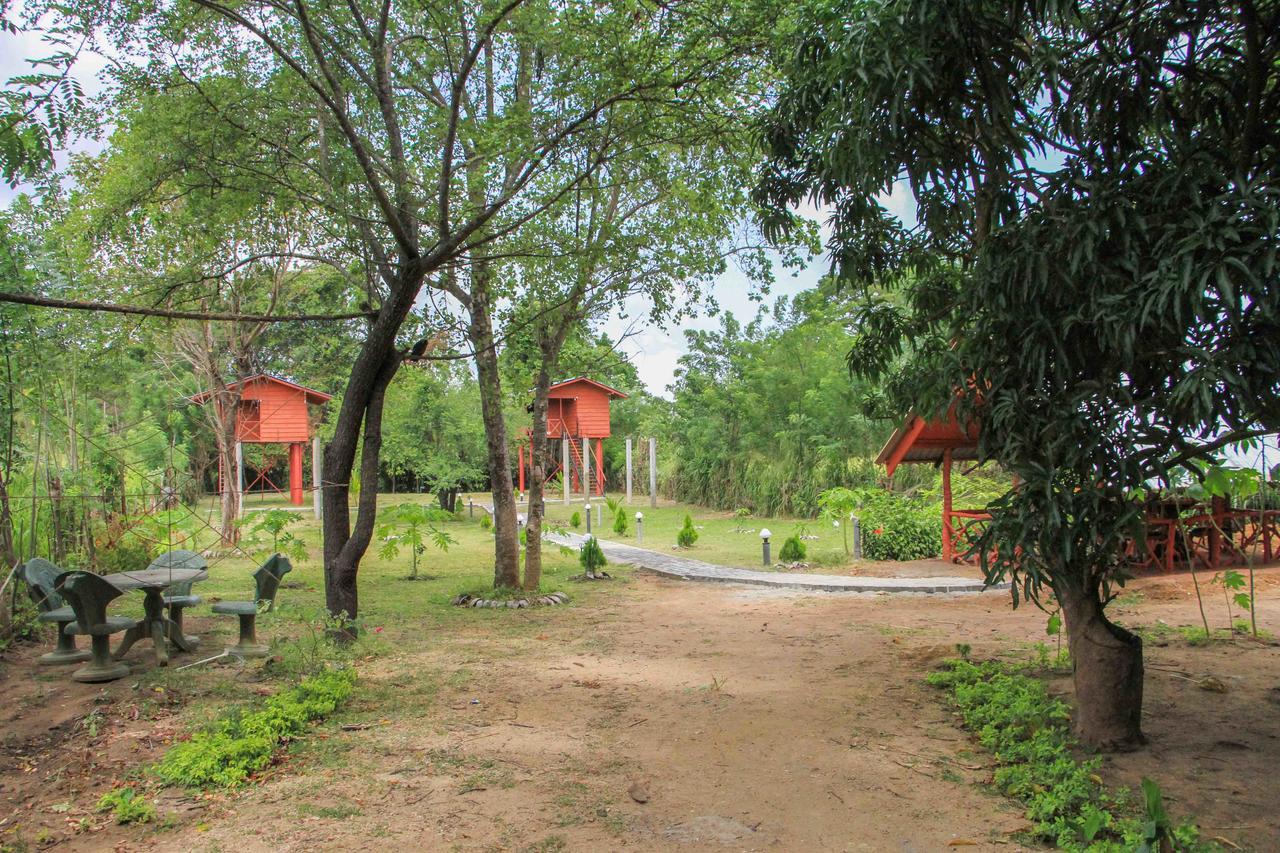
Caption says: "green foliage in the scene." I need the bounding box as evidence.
[569,511,582,529]
[676,514,699,548]
[153,668,356,788]
[94,537,154,575]
[247,509,308,563]
[665,298,890,517]
[480,513,493,531]
[778,535,806,562]
[579,535,606,574]
[611,508,629,537]
[376,502,456,579]
[860,493,941,562]
[927,660,1213,851]
[95,787,155,825]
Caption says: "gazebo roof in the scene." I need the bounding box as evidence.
[191,373,333,405]
[876,411,979,476]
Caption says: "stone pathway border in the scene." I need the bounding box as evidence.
[550,532,1008,595]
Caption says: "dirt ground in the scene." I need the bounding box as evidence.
[2,567,1279,852]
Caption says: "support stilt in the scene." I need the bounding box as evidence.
[289,442,304,505]
[625,437,633,504]
[942,448,954,562]
[312,435,323,520]
[648,437,657,508]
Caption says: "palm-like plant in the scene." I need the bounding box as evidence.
[377,503,456,580]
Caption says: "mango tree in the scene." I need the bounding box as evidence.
[759,0,1280,749]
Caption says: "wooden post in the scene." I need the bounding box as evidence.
[582,437,591,499]
[942,448,954,562]
[648,437,657,508]
[289,442,305,505]
[625,437,633,504]
[234,440,245,517]
[595,439,604,497]
[562,437,570,504]
[312,436,323,520]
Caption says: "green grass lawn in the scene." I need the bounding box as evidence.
[507,492,859,570]
[117,490,858,650]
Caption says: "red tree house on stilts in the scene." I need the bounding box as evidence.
[193,375,332,506]
[518,377,627,497]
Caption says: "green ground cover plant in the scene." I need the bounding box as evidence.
[95,787,156,825]
[154,668,357,788]
[927,659,1214,851]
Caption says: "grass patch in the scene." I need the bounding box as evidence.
[927,659,1216,851]
[153,668,356,788]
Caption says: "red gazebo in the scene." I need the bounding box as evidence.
[193,374,331,506]
[877,413,1279,570]
[518,377,627,497]
[876,411,984,562]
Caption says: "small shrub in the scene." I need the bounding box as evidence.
[778,535,806,562]
[676,514,699,548]
[569,511,581,529]
[154,669,356,788]
[480,513,493,530]
[95,538,153,574]
[579,535,607,575]
[612,509,629,537]
[96,787,155,825]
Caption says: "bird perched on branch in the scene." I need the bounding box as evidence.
[404,332,449,363]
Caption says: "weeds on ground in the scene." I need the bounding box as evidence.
[927,659,1216,851]
[96,787,156,825]
[153,668,356,788]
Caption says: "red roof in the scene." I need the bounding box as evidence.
[876,411,979,476]
[191,374,333,405]
[547,377,629,399]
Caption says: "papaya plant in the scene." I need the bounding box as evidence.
[376,503,456,580]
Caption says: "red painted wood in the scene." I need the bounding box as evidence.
[546,378,626,439]
[289,442,304,505]
[942,448,954,562]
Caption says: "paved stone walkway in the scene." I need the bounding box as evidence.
[550,532,1007,595]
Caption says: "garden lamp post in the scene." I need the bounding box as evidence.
[468,498,474,519]
[584,503,592,534]
[760,528,772,566]
[851,514,861,560]
[636,512,644,544]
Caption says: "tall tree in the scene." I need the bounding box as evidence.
[758,0,1280,748]
[501,124,783,591]
[52,0,764,622]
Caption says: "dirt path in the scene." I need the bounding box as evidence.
[139,569,1280,853]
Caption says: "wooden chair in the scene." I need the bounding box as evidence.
[148,550,207,647]
[55,571,141,683]
[211,554,292,658]
[18,558,91,665]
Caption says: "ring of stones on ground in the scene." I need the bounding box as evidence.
[450,592,570,608]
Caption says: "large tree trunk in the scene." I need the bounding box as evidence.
[523,359,553,591]
[321,271,421,627]
[468,269,521,588]
[1057,577,1145,751]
